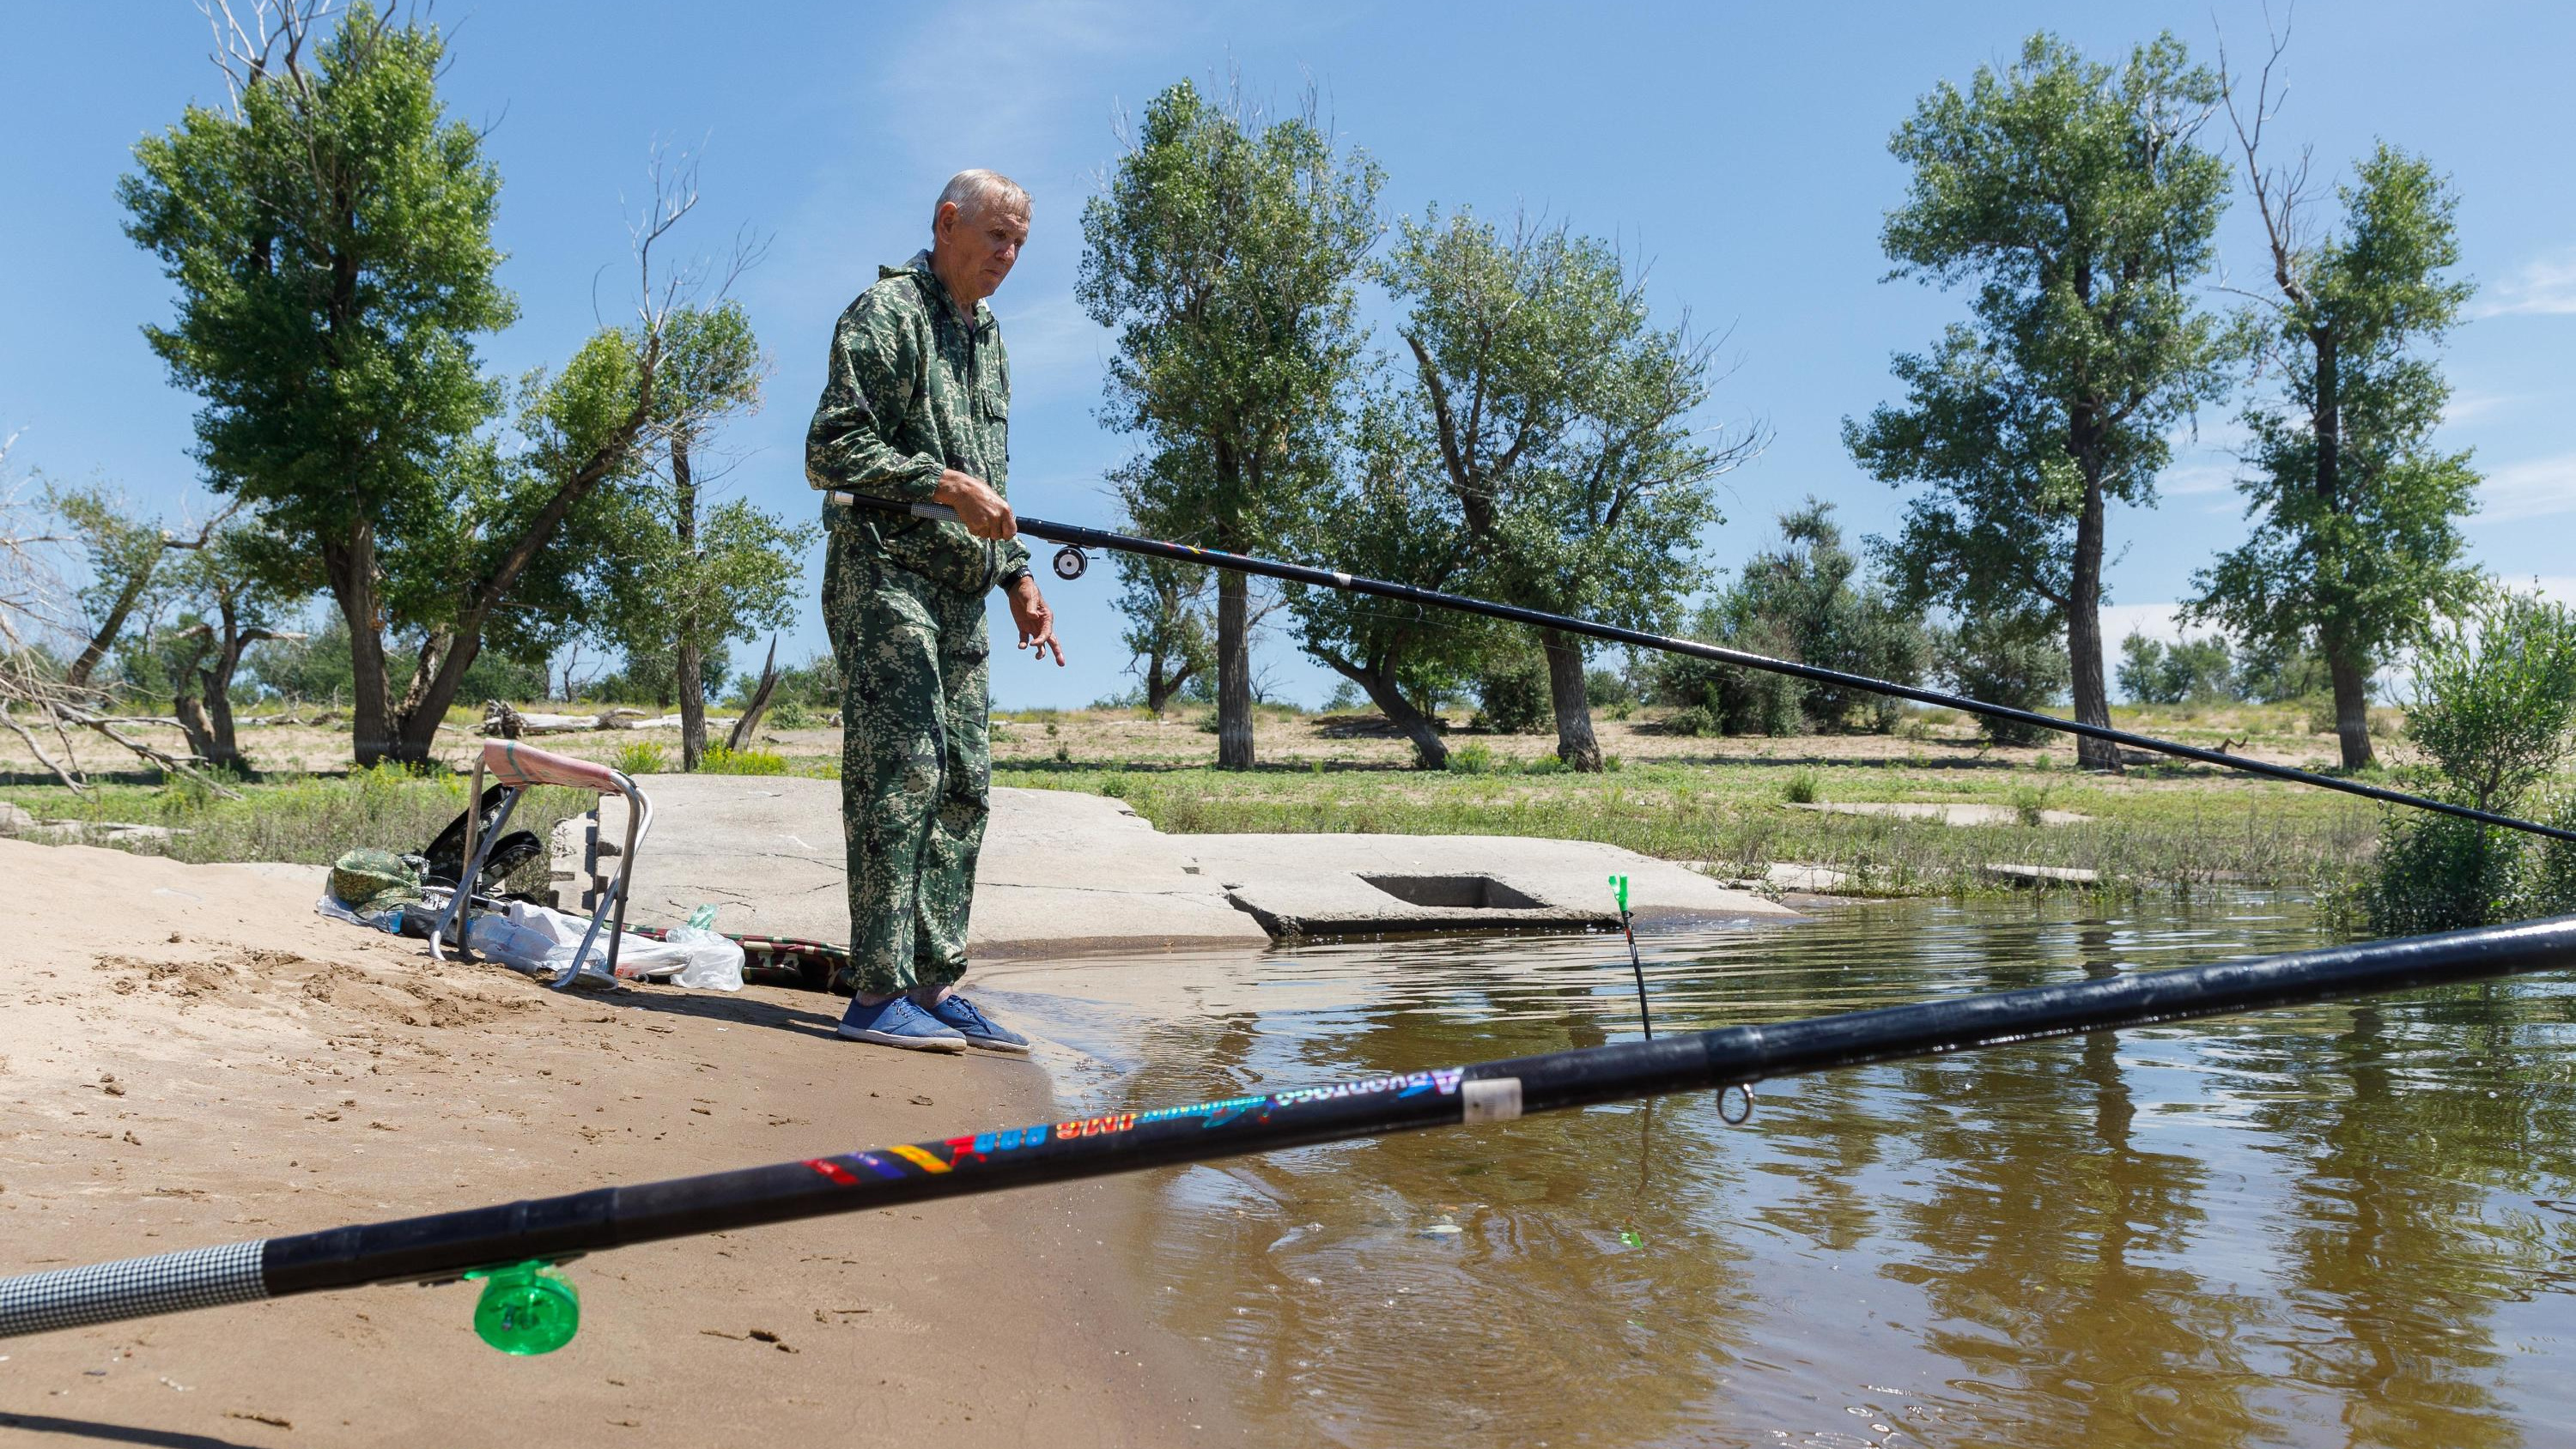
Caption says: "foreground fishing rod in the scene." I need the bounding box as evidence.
[833,493,2576,846]
[7,913,2571,1353]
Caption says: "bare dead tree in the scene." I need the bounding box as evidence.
[0,431,244,797]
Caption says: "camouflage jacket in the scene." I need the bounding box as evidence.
[805,250,1031,594]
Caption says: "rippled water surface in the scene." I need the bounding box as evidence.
[980,896,2576,1448]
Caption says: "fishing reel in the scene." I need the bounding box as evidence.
[1052,544,1090,581]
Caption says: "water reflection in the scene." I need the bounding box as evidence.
[983,895,2576,1448]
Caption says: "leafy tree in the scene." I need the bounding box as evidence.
[1110,550,1214,718]
[150,523,303,770]
[1848,33,2233,771]
[1282,388,1490,767]
[42,482,185,694]
[589,303,805,769]
[2116,630,2236,705]
[1731,500,1927,732]
[1383,208,1754,771]
[123,4,735,765]
[2187,36,2482,770]
[1080,78,1382,768]
[2234,633,2331,704]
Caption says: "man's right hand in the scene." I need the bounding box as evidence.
[933,469,1017,540]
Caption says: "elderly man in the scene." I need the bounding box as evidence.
[805,169,1064,1052]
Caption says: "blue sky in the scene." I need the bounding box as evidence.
[4,1,2569,709]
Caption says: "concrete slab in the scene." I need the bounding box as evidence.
[1789,801,2089,827]
[1182,834,1795,937]
[1980,863,2102,887]
[568,776,1268,958]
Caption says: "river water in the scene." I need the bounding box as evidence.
[981,895,2576,1447]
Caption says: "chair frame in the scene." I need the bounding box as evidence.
[428,740,654,989]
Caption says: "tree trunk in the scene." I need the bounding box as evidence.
[1326,657,1448,770]
[2324,631,2377,771]
[169,628,221,767]
[64,566,158,693]
[2066,480,2120,773]
[1144,654,1194,717]
[1539,627,1601,772]
[322,524,402,767]
[673,428,707,771]
[726,637,781,751]
[1214,567,1255,768]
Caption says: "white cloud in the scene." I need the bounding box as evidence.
[2443,389,2518,424]
[2478,452,2576,522]
[2475,246,2576,318]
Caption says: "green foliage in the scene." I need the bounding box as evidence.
[1081,78,1382,765]
[1583,667,1635,710]
[1647,502,1922,737]
[2117,631,2237,705]
[1281,385,1489,767]
[1740,500,1927,731]
[585,302,805,760]
[611,741,669,776]
[1381,206,1747,768]
[2188,146,2483,766]
[2235,634,2333,704]
[1445,741,1498,775]
[2403,593,2576,813]
[1935,614,2071,747]
[1473,646,1551,735]
[700,745,789,776]
[1109,548,1214,715]
[241,616,354,706]
[1846,33,2233,757]
[2009,782,2052,827]
[1782,769,1821,805]
[2358,591,2576,934]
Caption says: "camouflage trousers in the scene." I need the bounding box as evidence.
[824,533,992,995]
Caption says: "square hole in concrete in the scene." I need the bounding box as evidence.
[1360,873,1543,910]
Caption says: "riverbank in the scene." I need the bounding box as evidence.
[0,838,1230,1447]
[3,701,2393,897]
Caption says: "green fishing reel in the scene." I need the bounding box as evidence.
[464,1261,580,1355]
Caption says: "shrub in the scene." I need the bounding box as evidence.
[612,741,668,776]
[701,745,790,776]
[2404,593,2576,813]
[1663,703,1717,737]
[1782,768,1820,805]
[1446,741,1498,775]
[2360,591,2576,933]
[2009,781,2051,827]
[1935,615,2069,748]
[1474,648,1552,735]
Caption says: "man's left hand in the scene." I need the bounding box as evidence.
[1007,575,1065,666]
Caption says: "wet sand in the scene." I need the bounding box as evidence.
[0,838,1232,1446]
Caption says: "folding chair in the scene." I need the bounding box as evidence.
[428,739,655,990]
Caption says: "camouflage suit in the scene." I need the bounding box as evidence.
[806,251,1030,995]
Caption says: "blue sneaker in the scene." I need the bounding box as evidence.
[836,996,968,1052]
[919,993,1030,1054]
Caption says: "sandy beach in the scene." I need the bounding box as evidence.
[0,837,1230,1446]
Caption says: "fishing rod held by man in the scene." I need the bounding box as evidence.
[829,493,2576,847]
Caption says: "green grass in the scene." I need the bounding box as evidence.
[0,766,590,894]
[998,756,2385,895]
[700,745,791,776]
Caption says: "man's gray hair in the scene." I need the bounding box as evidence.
[933,169,1030,231]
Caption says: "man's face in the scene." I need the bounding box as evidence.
[934,199,1030,306]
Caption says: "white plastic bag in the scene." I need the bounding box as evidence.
[663,925,744,992]
[463,900,696,982]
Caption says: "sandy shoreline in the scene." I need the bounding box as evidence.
[0,838,1233,1446]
